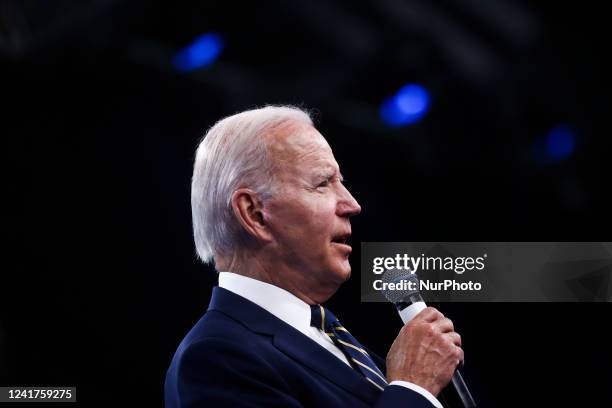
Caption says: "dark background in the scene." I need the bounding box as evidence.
[3,1,611,406]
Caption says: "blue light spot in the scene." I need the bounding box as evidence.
[173,33,224,72]
[380,84,430,127]
[545,125,576,161]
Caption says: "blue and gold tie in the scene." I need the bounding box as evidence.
[310,305,388,391]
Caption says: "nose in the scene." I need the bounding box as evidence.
[336,183,361,217]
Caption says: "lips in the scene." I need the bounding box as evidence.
[331,232,352,253]
[331,232,351,245]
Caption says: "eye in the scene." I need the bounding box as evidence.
[317,180,330,188]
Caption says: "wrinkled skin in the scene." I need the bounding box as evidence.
[386,307,464,396]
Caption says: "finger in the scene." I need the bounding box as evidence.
[432,317,454,333]
[445,331,462,347]
[414,307,444,322]
[455,347,465,368]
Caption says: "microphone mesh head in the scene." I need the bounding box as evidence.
[381,269,420,304]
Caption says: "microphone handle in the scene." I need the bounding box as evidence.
[447,370,476,408]
[395,298,477,408]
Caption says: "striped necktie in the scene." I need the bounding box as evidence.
[310,305,388,391]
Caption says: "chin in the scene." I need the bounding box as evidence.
[332,263,352,283]
[342,265,352,281]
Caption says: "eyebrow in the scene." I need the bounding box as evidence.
[315,169,344,181]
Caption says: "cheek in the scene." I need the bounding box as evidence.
[307,202,337,234]
[267,195,337,243]
[267,204,319,241]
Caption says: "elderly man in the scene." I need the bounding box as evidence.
[165,106,463,407]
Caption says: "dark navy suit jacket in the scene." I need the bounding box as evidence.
[165,286,435,407]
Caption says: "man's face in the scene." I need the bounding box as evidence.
[263,123,361,300]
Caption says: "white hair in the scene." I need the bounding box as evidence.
[191,105,313,264]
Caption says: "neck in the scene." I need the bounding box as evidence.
[216,253,335,305]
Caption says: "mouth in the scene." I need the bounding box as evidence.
[331,232,352,253]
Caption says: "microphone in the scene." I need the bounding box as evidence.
[381,269,477,408]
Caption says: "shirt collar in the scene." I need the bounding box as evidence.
[218,271,313,336]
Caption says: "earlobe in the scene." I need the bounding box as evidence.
[231,188,272,242]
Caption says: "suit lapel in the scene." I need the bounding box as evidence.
[272,322,380,402]
[208,287,381,403]
[364,345,387,376]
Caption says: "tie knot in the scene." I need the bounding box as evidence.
[310,305,338,332]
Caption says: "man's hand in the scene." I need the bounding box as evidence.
[386,307,463,396]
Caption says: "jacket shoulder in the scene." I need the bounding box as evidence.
[164,311,299,407]
[185,309,256,344]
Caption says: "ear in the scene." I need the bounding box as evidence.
[231,188,273,242]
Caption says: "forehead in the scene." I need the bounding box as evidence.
[269,122,337,172]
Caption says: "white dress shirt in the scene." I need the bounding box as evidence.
[218,272,442,408]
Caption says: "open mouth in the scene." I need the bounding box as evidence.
[331,233,351,246]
